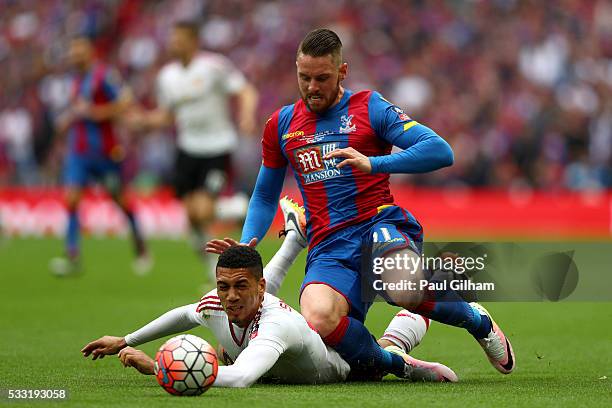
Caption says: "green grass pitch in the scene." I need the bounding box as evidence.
[0,237,610,407]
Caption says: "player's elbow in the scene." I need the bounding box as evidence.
[438,139,454,168]
[234,371,259,388]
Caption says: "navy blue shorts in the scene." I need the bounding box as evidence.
[64,154,122,192]
[300,206,423,322]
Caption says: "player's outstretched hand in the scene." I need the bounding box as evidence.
[323,147,372,173]
[118,347,155,375]
[81,336,127,360]
[205,237,257,255]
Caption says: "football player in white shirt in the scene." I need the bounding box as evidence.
[82,244,458,387]
[127,21,258,279]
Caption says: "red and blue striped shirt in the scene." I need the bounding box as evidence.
[242,88,453,248]
[68,63,121,159]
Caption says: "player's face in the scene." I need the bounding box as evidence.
[68,38,93,71]
[297,53,347,113]
[169,28,197,60]
[216,267,265,327]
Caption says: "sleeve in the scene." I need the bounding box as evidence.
[213,316,298,387]
[101,68,121,101]
[216,55,247,95]
[214,342,281,388]
[156,72,172,110]
[124,303,205,347]
[248,318,297,355]
[368,91,454,174]
[239,164,286,243]
[262,112,288,168]
[240,112,287,244]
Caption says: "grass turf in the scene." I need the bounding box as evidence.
[0,237,610,407]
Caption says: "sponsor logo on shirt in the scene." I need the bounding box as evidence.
[339,114,356,133]
[294,143,343,184]
[282,130,305,140]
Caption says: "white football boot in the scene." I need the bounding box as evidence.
[470,302,516,374]
[279,196,307,248]
[386,345,458,382]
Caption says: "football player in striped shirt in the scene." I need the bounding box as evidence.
[50,35,150,276]
[211,28,515,378]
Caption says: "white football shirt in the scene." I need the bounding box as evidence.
[157,52,246,156]
[194,290,350,384]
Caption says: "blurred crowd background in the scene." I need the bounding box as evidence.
[1,0,611,191]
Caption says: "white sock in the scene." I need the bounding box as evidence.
[380,310,430,353]
[264,231,305,295]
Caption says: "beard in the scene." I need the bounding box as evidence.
[302,77,341,113]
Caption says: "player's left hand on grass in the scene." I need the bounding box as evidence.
[81,335,127,360]
[323,147,372,173]
[118,347,155,375]
[205,237,257,255]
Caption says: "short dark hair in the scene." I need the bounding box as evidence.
[217,246,263,279]
[173,20,199,38]
[297,28,343,66]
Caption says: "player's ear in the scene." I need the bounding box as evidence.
[338,63,348,81]
[259,278,266,295]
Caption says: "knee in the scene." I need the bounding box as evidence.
[300,283,350,337]
[302,305,343,337]
[185,194,215,223]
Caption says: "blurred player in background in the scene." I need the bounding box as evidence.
[127,21,258,281]
[82,245,457,386]
[50,35,150,276]
[209,28,515,378]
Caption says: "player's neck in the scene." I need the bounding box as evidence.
[328,86,345,110]
[179,50,197,67]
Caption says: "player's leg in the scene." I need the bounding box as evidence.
[178,151,228,281]
[99,158,150,274]
[378,309,430,353]
[173,151,207,268]
[64,186,82,261]
[369,207,515,374]
[50,155,85,275]
[263,197,307,295]
[185,190,218,280]
[376,309,458,382]
[300,254,423,382]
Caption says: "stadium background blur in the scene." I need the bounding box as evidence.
[1,2,612,406]
[1,0,611,193]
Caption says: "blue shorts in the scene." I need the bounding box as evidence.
[300,206,423,322]
[64,154,122,192]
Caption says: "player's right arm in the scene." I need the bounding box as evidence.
[125,70,174,131]
[136,108,174,130]
[81,303,205,359]
[215,343,281,387]
[216,314,298,388]
[239,112,288,244]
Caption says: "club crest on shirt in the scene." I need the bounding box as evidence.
[339,114,356,134]
[392,106,411,121]
[294,143,342,184]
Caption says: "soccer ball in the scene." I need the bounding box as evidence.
[154,334,218,396]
